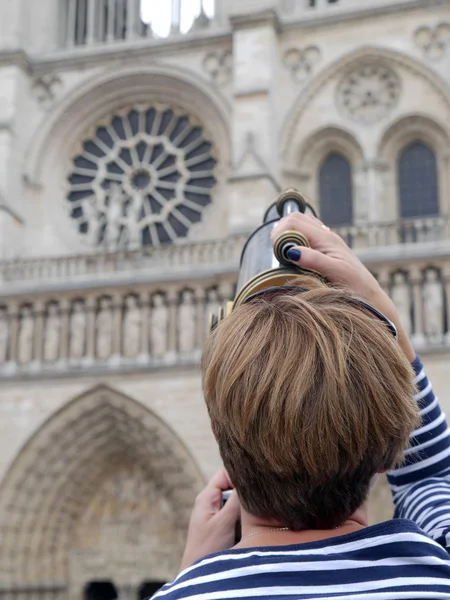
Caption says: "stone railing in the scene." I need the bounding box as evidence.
[0,277,236,379]
[334,215,450,249]
[0,234,247,285]
[63,0,215,48]
[286,0,425,18]
[1,217,450,286]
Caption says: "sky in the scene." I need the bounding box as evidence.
[140,0,215,37]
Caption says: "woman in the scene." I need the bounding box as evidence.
[153,212,450,599]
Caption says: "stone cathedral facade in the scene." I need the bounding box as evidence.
[0,0,450,598]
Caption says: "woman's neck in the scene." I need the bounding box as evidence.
[236,505,368,548]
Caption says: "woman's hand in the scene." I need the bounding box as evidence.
[179,469,240,572]
[271,212,415,361]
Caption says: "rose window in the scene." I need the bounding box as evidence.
[338,65,400,123]
[66,105,217,248]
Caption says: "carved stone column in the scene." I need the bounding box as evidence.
[126,0,140,39]
[107,0,116,41]
[33,300,45,366]
[86,0,97,45]
[170,0,182,34]
[66,0,77,47]
[85,296,96,364]
[410,267,426,347]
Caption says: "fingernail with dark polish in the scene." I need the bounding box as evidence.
[287,249,301,262]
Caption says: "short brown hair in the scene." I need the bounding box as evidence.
[202,276,420,529]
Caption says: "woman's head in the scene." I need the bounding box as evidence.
[201,276,420,530]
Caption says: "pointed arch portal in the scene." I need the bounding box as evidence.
[0,386,204,597]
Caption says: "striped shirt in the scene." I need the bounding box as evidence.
[154,356,450,599]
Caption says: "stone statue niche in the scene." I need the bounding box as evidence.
[150,293,169,358]
[422,268,444,344]
[205,288,219,335]
[43,302,61,363]
[96,297,114,360]
[0,306,9,365]
[390,272,412,338]
[178,290,196,354]
[123,295,142,358]
[70,300,87,360]
[18,305,34,365]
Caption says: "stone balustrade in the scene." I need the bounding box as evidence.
[0,234,248,285]
[286,0,422,18]
[63,0,215,48]
[0,277,237,379]
[2,217,450,286]
[0,259,448,379]
[334,215,450,249]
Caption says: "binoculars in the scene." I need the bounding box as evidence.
[210,188,320,331]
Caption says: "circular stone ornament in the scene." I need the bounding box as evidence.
[65,104,217,249]
[337,64,400,124]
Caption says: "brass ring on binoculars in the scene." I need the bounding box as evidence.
[276,189,308,216]
[273,230,310,266]
[233,267,326,308]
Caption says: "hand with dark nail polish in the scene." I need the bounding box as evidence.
[287,249,302,262]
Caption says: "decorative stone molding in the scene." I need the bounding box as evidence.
[0,276,237,378]
[24,65,231,202]
[337,63,401,124]
[0,233,247,285]
[65,103,217,250]
[32,74,62,110]
[414,23,450,61]
[281,47,450,159]
[283,46,321,84]
[203,50,233,87]
[0,384,204,585]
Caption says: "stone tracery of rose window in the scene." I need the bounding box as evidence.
[66,104,217,249]
[338,64,400,123]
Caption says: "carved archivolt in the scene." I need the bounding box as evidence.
[377,114,450,161]
[0,386,204,587]
[280,47,450,160]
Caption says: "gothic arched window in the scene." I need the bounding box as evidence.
[398,142,439,218]
[319,153,353,226]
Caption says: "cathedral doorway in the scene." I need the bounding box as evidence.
[0,385,204,600]
[138,582,166,598]
[85,582,117,600]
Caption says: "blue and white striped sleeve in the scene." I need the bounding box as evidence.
[387,355,450,549]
